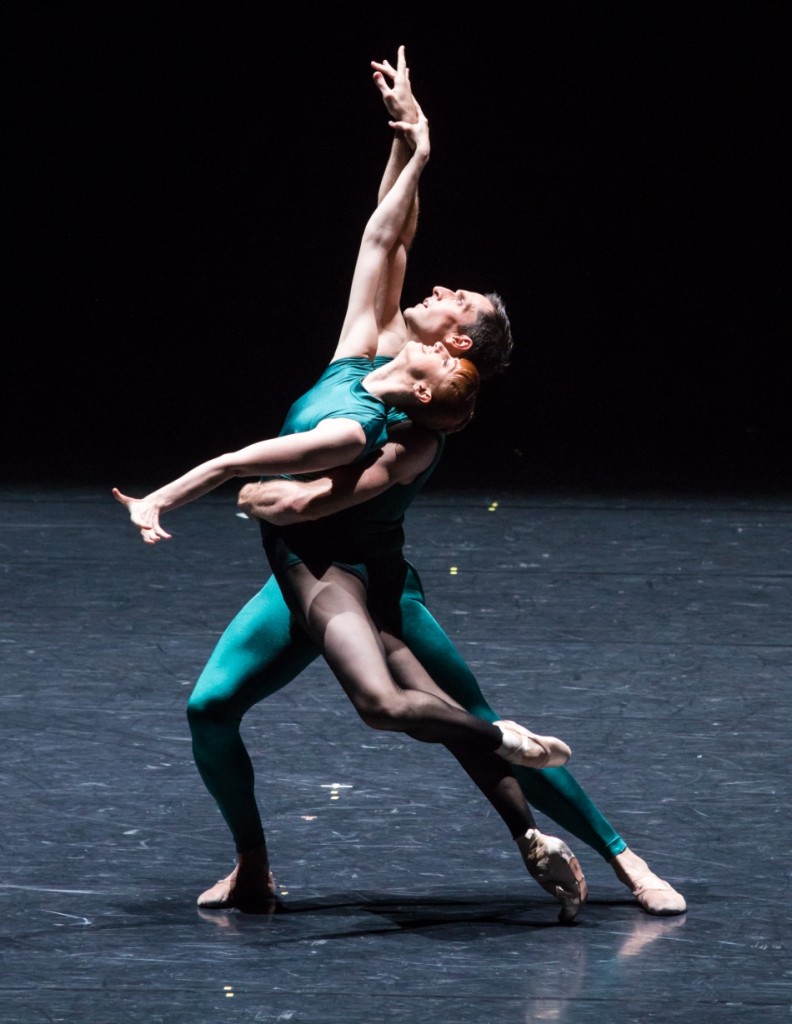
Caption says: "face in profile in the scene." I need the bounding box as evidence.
[406,286,494,346]
[398,340,462,392]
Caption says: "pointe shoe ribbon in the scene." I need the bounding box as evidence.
[517,828,588,924]
[495,720,571,768]
[630,872,687,916]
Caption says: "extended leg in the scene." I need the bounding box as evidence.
[284,561,567,765]
[382,630,535,836]
[394,561,685,914]
[383,629,587,923]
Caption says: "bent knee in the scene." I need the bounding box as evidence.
[355,694,411,732]
[186,692,239,731]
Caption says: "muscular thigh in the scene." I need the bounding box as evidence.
[188,575,319,716]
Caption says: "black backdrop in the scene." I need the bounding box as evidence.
[7,2,791,494]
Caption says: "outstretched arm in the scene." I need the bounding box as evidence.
[238,424,439,526]
[371,46,420,354]
[112,416,369,544]
[372,46,419,250]
[330,101,430,363]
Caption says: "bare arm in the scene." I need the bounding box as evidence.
[331,108,429,363]
[372,46,419,248]
[112,417,368,544]
[371,46,419,352]
[238,424,439,525]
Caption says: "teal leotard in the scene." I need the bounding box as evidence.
[188,356,626,859]
[277,356,394,457]
[261,355,412,586]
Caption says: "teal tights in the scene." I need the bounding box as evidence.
[187,562,627,860]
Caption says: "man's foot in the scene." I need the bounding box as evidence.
[197,864,278,914]
[610,848,687,916]
[516,828,588,923]
[495,720,571,768]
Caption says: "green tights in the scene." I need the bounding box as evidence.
[187,562,626,860]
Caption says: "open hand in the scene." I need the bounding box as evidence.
[371,45,417,124]
[112,487,172,545]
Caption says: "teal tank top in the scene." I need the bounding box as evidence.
[278,356,392,458]
[260,355,442,563]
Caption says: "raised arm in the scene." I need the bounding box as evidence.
[237,423,439,526]
[371,46,420,354]
[372,46,419,249]
[330,105,429,363]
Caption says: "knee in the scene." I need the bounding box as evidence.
[354,693,409,732]
[186,690,238,735]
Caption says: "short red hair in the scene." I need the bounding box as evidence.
[407,358,480,434]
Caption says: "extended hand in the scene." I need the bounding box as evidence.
[371,44,417,123]
[112,487,172,545]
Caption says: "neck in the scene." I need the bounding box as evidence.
[363,361,409,406]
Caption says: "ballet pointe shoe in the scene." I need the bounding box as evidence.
[197,863,278,914]
[495,720,571,768]
[629,872,687,915]
[517,828,588,924]
[611,849,687,916]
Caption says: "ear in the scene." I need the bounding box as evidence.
[445,333,473,354]
[412,381,433,405]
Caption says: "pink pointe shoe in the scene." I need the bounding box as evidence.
[495,720,571,768]
[629,871,687,916]
[197,866,279,914]
[610,850,687,916]
[517,828,588,923]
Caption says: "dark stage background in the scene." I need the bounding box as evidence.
[7,2,791,496]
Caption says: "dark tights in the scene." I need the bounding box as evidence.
[187,565,624,858]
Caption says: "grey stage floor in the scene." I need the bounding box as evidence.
[1,485,790,1023]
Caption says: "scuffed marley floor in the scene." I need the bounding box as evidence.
[2,486,789,1023]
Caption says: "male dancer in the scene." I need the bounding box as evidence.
[116,50,588,919]
[188,48,685,919]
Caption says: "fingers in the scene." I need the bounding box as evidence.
[392,102,427,127]
[371,48,409,87]
[112,487,172,544]
[389,109,428,134]
[140,523,172,545]
[372,45,406,75]
[372,47,416,126]
[371,58,396,79]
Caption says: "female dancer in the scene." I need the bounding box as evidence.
[114,102,578,915]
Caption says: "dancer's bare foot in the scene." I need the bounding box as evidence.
[197,845,278,913]
[610,848,686,916]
